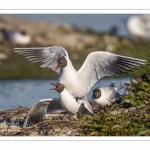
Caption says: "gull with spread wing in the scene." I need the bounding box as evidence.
[14,46,148,100]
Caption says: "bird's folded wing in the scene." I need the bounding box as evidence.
[83,101,94,114]
[106,88,117,103]
[23,98,60,128]
[77,51,148,92]
[13,46,69,74]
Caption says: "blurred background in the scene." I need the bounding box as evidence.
[0,14,150,110]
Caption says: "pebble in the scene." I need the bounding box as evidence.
[28,131,39,136]
[11,117,18,120]
[61,127,69,133]
[70,130,78,136]
[46,129,53,135]
[72,115,77,119]
[0,106,80,136]
[40,130,47,136]
[9,125,21,130]
[0,53,8,60]
[65,130,73,136]
[52,131,56,136]
[53,126,61,133]
[0,122,8,130]
[56,133,67,136]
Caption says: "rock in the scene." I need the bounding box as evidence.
[28,131,39,136]
[52,131,56,136]
[53,126,61,133]
[40,130,47,136]
[57,133,67,136]
[61,127,69,133]
[72,115,77,119]
[10,117,18,120]
[65,130,73,136]
[20,113,27,118]
[46,129,53,135]
[9,125,21,130]
[0,122,8,130]
[0,52,8,60]
[70,130,78,136]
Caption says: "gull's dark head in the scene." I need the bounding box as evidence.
[50,83,65,93]
[54,56,67,71]
[93,89,101,99]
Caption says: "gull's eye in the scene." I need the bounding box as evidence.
[60,61,63,64]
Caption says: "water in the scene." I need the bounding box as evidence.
[1,14,137,38]
[0,77,132,110]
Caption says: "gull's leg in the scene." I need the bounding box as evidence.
[74,97,82,102]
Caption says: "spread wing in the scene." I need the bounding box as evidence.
[77,51,148,92]
[23,98,60,128]
[13,46,69,74]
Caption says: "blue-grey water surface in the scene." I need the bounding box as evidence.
[0,77,132,110]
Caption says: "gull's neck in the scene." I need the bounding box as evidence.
[60,57,77,78]
[63,57,76,72]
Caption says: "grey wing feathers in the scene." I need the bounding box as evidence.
[77,51,148,92]
[13,46,69,74]
[23,98,60,128]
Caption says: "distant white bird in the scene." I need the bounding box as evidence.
[127,15,150,40]
[0,28,31,45]
[23,83,94,128]
[13,46,148,100]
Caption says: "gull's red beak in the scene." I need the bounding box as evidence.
[54,64,61,71]
[50,83,58,90]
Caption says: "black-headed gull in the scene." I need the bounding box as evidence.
[91,82,124,106]
[13,46,148,100]
[0,28,31,45]
[23,83,94,128]
[91,86,118,106]
[127,15,150,40]
[51,83,94,116]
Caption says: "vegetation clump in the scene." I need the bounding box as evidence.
[80,62,150,136]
